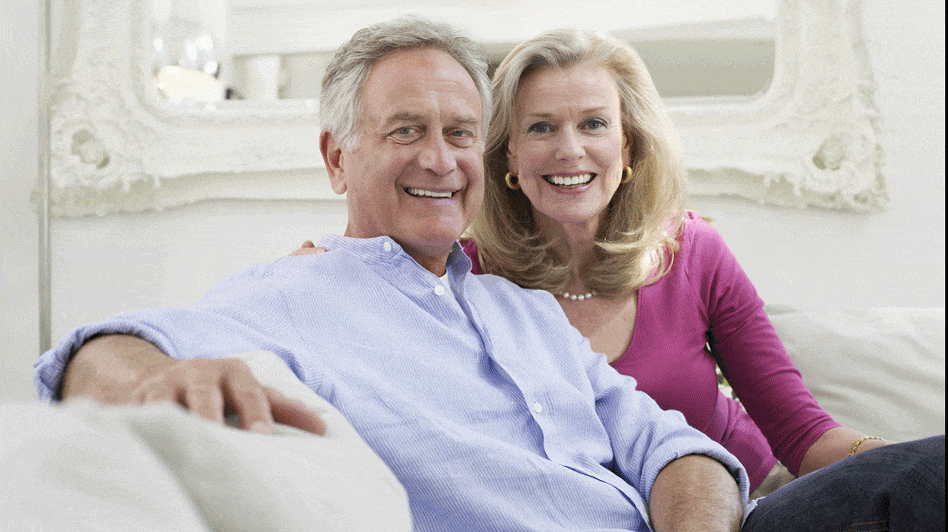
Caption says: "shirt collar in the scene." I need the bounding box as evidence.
[318,234,472,277]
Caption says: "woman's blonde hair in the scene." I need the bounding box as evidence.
[469,28,687,297]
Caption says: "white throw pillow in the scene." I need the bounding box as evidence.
[766,305,945,442]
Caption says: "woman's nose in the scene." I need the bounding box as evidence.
[555,129,584,162]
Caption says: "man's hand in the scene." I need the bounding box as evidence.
[288,240,327,257]
[62,334,326,436]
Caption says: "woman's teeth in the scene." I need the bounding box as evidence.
[544,173,594,186]
[405,187,454,198]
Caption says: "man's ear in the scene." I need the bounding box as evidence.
[320,130,347,195]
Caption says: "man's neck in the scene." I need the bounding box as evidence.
[406,248,451,276]
[339,229,454,276]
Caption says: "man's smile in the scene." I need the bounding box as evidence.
[404,187,457,198]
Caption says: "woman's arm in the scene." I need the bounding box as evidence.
[798,427,892,476]
[689,217,840,475]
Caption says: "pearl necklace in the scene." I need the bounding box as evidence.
[560,290,595,301]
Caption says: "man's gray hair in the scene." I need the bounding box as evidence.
[320,16,491,151]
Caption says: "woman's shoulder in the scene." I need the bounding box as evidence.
[679,211,731,256]
[665,211,741,285]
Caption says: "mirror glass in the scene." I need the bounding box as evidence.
[151,0,777,105]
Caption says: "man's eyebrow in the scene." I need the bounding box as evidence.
[383,112,480,131]
[450,115,480,128]
[384,111,425,127]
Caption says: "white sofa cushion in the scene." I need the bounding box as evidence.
[766,305,945,443]
[0,351,412,532]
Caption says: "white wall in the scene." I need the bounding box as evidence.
[1,0,944,404]
[688,0,945,309]
[1,0,42,403]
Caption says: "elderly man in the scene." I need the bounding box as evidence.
[36,17,747,532]
[35,17,943,532]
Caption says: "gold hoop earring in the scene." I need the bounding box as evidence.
[505,172,520,190]
[620,166,633,184]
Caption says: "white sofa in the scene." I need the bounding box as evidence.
[1,307,944,531]
[765,305,945,444]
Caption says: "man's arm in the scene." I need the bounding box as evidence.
[61,334,326,435]
[649,454,743,532]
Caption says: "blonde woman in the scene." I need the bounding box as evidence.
[292,28,894,497]
[463,28,898,497]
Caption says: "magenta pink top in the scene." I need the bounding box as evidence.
[463,212,839,491]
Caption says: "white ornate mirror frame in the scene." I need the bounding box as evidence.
[47,0,885,217]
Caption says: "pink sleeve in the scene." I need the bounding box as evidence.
[686,216,840,475]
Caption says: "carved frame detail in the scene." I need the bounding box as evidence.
[48,0,885,216]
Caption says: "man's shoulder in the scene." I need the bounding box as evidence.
[465,271,561,313]
[214,250,354,291]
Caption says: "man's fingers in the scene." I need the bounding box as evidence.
[128,358,324,437]
[223,368,276,434]
[185,385,226,424]
[265,387,327,436]
[136,377,180,405]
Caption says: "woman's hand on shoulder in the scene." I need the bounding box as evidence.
[288,240,327,257]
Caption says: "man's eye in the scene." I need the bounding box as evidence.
[447,129,475,147]
[388,126,422,143]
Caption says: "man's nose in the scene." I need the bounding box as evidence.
[419,135,458,176]
[555,128,584,162]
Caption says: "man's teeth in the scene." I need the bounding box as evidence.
[545,173,594,186]
[405,187,454,198]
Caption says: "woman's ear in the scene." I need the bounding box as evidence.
[506,142,519,176]
[320,130,347,195]
[622,132,633,167]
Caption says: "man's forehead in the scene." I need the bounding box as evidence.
[361,49,482,125]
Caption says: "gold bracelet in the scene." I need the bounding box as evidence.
[849,436,885,456]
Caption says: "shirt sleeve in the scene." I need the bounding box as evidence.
[33,262,320,402]
[687,216,840,475]
[575,322,750,507]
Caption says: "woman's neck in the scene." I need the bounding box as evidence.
[534,211,600,278]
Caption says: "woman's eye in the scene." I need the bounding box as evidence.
[527,122,552,134]
[584,118,607,131]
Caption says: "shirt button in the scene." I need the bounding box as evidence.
[532,402,543,414]
[434,285,446,296]
[383,241,393,252]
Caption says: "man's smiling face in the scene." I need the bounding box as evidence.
[324,47,485,275]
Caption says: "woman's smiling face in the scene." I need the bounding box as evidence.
[506,63,631,236]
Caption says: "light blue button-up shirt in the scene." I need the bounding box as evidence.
[35,235,749,531]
